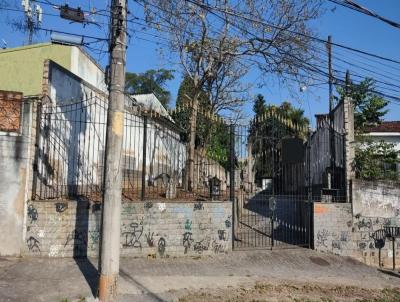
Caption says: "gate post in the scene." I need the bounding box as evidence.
[230,124,236,246]
[31,101,42,200]
[141,115,148,201]
[307,129,314,248]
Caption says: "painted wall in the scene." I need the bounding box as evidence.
[0,43,107,97]
[0,44,71,96]
[314,180,400,268]
[24,200,232,258]
[36,61,186,198]
[70,47,107,93]
[0,100,33,256]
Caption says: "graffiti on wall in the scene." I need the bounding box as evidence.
[55,202,68,213]
[158,237,166,257]
[27,204,38,223]
[122,222,143,249]
[183,232,194,254]
[26,236,40,252]
[193,202,204,211]
[184,219,192,231]
[145,232,154,247]
[316,229,329,248]
[24,201,231,257]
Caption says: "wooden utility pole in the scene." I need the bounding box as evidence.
[327,35,335,189]
[98,0,127,301]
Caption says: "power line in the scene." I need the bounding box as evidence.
[327,0,400,29]
[183,0,400,65]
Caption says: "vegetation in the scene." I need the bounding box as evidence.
[355,140,399,181]
[142,0,322,191]
[125,69,174,108]
[249,94,309,183]
[173,76,231,170]
[338,78,398,181]
[338,78,388,133]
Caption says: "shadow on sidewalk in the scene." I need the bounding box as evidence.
[120,269,165,301]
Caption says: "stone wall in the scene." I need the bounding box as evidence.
[24,200,232,258]
[314,180,400,269]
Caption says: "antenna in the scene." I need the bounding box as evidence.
[21,0,43,44]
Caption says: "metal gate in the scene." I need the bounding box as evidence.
[232,115,314,249]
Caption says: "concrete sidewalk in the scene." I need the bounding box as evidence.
[0,249,399,302]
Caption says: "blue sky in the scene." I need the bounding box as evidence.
[1,0,399,126]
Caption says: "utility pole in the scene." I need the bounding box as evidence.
[327,35,335,189]
[98,0,127,301]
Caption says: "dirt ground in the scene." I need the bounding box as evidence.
[178,281,400,302]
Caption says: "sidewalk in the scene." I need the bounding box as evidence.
[0,249,399,302]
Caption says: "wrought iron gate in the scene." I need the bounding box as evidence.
[232,115,314,249]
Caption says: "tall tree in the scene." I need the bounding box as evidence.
[125,69,174,107]
[253,94,266,116]
[141,0,322,191]
[249,99,309,184]
[337,78,388,133]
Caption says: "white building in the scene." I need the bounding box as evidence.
[365,121,400,173]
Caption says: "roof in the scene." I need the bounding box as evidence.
[126,93,173,121]
[366,121,400,133]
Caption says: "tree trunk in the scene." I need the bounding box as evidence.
[185,94,199,192]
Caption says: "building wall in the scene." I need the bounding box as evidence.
[0,99,34,256]
[0,44,71,96]
[0,43,107,97]
[314,179,400,268]
[70,47,107,93]
[24,200,232,258]
[35,61,186,198]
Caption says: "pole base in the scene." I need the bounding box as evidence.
[98,273,118,302]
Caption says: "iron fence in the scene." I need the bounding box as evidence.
[33,98,233,201]
[33,97,347,208]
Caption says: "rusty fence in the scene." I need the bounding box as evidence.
[32,97,233,201]
[32,97,347,206]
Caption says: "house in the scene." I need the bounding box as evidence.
[364,121,400,174]
[364,121,400,151]
[0,42,107,96]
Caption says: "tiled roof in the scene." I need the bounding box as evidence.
[367,121,400,133]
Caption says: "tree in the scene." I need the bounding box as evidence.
[253,94,266,116]
[125,69,174,107]
[249,97,309,184]
[338,78,398,181]
[354,140,399,181]
[338,78,388,133]
[141,0,322,191]
[174,75,231,171]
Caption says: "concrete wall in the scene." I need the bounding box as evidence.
[0,100,34,256]
[37,61,186,197]
[0,43,107,97]
[314,180,400,268]
[24,200,232,258]
[352,179,400,219]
